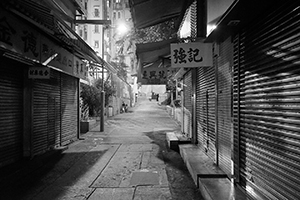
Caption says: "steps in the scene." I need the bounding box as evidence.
[179,144,246,200]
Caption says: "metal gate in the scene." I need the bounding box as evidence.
[196,66,216,161]
[61,73,78,145]
[217,37,234,176]
[182,69,192,138]
[32,69,61,155]
[0,59,23,167]
[233,1,300,199]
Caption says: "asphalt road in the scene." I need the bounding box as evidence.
[0,96,203,200]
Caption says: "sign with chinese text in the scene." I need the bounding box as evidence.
[170,42,213,68]
[40,36,74,76]
[0,9,40,62]
[139,63,177,85]
[74,56,88,81]
[28,67,50,79]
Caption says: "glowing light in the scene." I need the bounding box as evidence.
[117,23,128,35]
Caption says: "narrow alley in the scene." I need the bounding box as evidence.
[0,96,202,200]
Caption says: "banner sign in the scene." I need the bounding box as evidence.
[28,67,50,79]
[170,42,213,68]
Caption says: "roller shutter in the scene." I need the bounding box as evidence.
[32,69,61,156]
[61,73,78,145]
[182,69,192,138]
[0,58,23,167]
[196,66,216,160]
[217,37,234,176]
[233,2,300,199]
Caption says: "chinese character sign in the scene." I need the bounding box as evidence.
[170,42,213,68]
[0,9,40,61]
[28,67,50,79]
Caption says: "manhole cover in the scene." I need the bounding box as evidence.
[129,170,159,186]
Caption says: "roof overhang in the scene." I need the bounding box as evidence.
[136,39,177,65]
[129,0,186,29]
[205,0,282,42]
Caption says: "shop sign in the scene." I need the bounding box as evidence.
[40,36,74,76]
[0,9,40,62]
[0,8,77,77]
[74,56,88,81]
[170,42,213,68]
[140,65,177,85]
[28,67,50,79]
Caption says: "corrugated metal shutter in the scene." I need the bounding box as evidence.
[32,69,61,156]
[233,2,300,199]
[217,38,234,176]
[183,69,192,138]
[0,58,23,167]
[196,67,216,161]
[61,73,78,145]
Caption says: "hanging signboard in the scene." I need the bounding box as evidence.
[170,42,213,68]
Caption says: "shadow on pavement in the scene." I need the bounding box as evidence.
[0,149,108,200]
[144,130,203,200]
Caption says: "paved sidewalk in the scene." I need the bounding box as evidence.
[0,97,202,200]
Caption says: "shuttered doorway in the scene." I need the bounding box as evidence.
[233,1,300,199]
[0,58,23,167]
[32,69,61,156]
[182,69,192,138]
[196,67,216,161]
[217,37,234,176]
[61,73,78,145]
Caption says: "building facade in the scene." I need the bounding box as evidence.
[176,0,300,199]
[0,0,104,167]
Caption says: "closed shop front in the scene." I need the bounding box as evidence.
[216,37,234,176]
[0,57,24,167]
[196,66,216,160]
[233,1,300,199]
[182,69,193,138]
[32,69,61,156]
[32,70,79,155]
[61,73,79,145]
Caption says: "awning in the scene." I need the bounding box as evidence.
[136,39,180,85]
[129,0,186,29]
[136,39,177,65]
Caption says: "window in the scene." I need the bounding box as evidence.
[113,12,116,19]
[79,29,83,37]
[118,11,121,19]
[116,0,121,3]
[94,40,99,48]
[94,25,99,33]
[94,8,99,17]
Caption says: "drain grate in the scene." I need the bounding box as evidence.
[129,170,159,186]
